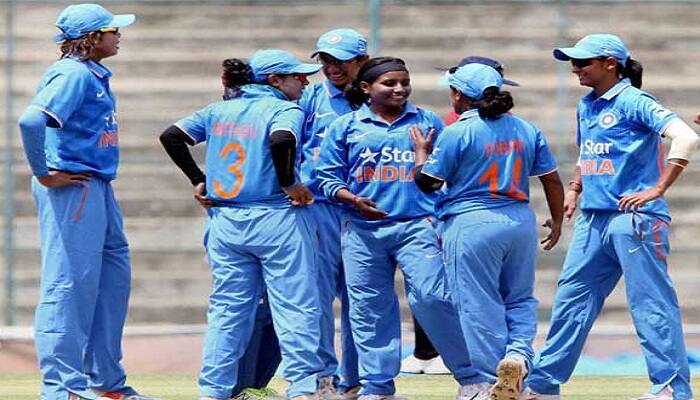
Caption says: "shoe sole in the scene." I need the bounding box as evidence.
[490,359,524,400]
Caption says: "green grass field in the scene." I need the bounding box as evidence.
[3,374,698,400]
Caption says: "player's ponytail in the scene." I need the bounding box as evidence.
[475,87,514,120]
[345,56,408,108]
[621,57,643,89]
[221,58,252,100]
[59,36,97,60]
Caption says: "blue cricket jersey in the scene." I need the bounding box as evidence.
[176,84,304,208]
[299,80,356,200]
[575,78,677,220]
[423,109,557,220]
[30,58,120,180]
[316,101,444,226]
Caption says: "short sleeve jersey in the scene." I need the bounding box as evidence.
[575,78,677,219]
[30,58,120,180]
[316,101,444,227]
[298,80,355,200]
[175,84,304,208]
[423,109,558,219]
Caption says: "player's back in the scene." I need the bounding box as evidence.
[435,110,555,218]
[178,84,304,208]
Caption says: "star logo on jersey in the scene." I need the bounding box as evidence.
[598,112,618,129]
[359,147,379,164]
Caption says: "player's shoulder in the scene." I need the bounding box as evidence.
[44,58,92,79]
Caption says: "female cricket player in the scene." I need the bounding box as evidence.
[159,49,326,400]
[316,56,479,400]
[298,28,370,399]
[17,4,158,400]
[526,34,700,400]
[411,63,564,400]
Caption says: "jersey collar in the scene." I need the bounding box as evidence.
[322,80,346,98]
[583,78,631,103]
[458,109,480,121]
[241,84,290,100]
[356,101,418,125]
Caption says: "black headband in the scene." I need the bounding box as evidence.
[360,61,408,84]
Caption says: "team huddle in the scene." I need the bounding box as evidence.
[17,3,700,400]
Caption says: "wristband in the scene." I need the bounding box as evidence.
[568,180,583,193]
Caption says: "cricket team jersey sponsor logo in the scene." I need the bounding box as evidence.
[355,146,417,183]
[580,139,616,176]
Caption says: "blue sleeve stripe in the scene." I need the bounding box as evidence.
[530,166,559,177]
[659,117,680,137]
[29,105,63,128]
[421,169,446,181]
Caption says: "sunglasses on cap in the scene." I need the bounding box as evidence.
[570,57,609,68]
[99,27,119,33]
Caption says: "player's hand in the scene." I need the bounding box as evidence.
[563,189,580,221]
[408,125,435,154]
[283,183,314,206]
[540,218,562,251]
[353,196,388,220]
[693,112,700,125]
[193,182,213,208]
[618,186,663,212]
[36,170,91,188]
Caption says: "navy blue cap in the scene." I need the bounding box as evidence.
[438,56,519,87]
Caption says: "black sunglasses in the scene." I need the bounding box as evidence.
[318,54,357,66]
[570,57,608,69]
[448,63,504,75]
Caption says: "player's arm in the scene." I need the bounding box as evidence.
[619,119,700,211]
[159,124,211,207]
[18,107,91,188]
[410,124,448,193]
[269,129,313,206]
[563,165,582,221]
[269,105,314,206]
[538,171,565,250]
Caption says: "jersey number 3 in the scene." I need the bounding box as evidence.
[478,157,527,200]
[213,142,246,199]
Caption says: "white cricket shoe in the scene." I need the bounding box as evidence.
[456,382,492,400]
[290,393,320,400]
[634,386,694,400]
[490,357,527,400]
[96,391,160,400]
[423,355,451,375]
[400,354,431,374]
[520,389,560,400]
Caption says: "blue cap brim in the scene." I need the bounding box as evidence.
[310,48,359,61]
[109,14,136,28]
[553,47,597,61]
[437,73,450,87]
[290,63,323,75]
